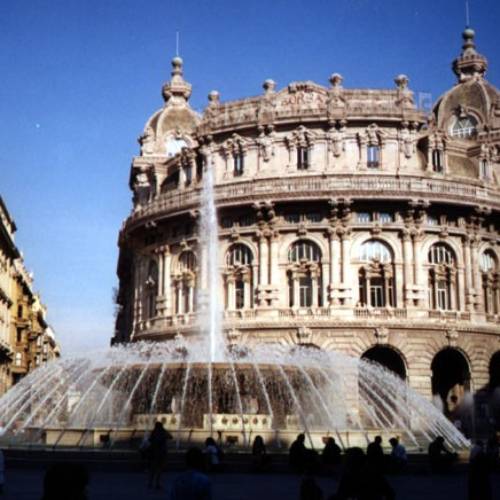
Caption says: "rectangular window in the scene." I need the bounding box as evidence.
[299,276,312,307]
[367,145,380,168]
[379,212,393,224]
[16,328,23,343]
[221,217,233,229]
[370,278,385,307]
[427,216,438,226]
[235,280,245,309]
[17,305,23,318]
[357,212,371,223]
[285,213,300,223]
[480,160,490,180]
[234,153,244,176]
[305,212,322,223]
[432,149,443,173]
[238,215,255,227]
[184,165,192,186]
[437,281,449,310]
[297,147,309,170]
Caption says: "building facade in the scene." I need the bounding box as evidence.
[114,29,500,431]
[0,196,60,394]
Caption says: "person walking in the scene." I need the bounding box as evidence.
[147,421,170,489]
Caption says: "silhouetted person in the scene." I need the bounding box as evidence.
[334,447,395,500]
[428,436,457,473]
[468,441,492,500]
[204,437,222,473]
[252,435,270,472]
[290,433,307,472]
[169,447,211,500]
[322,437,342,468]
[367,436,384,472]
[388,437,407,473]
[148,421,170,489]
[41,462,89,500]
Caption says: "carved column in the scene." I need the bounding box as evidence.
[341,231,352,304]
[163,248,172,315]
[258,233,268,286]
[328,230,340,305]
[471,239,483,311]
[227,276,235,310]
[243,274,251,309]
[463,236,474,312]
[412,232,424,307]
[402,230,413,306]
[292,271,300,308]
[269,231,279,289]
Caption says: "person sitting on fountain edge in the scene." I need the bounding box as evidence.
[290,433,308,472]
[367,436,385,472]
[322,437,342,470]
[428,436,457,473]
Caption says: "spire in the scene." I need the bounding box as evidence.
[162,56,192,105]
[452,28,488,82]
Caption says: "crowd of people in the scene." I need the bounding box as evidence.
[1,420,497,499]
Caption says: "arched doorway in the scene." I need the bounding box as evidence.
[431,348,471,421]
[489,351,500,430]
[361,346,406,379]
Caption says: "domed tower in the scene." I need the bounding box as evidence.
[115,32,500,431]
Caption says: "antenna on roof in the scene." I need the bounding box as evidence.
[465,0,470,27]
[176,31,180,57]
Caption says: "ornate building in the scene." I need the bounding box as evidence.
[0,196,60,394]
[114,29,500,432]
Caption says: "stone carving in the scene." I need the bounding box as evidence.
[138,127,155,156]
[256,125,275,162]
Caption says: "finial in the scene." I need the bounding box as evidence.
[162,55,192,104]
[208,90,220,104]
[263,79,276,94]
[452,26,487,82]
[394,74,409,90]
[329,73,343,88]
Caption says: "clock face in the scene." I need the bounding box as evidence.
[166,137,187,157]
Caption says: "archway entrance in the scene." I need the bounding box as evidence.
[361,346,406,379]
[431,348,471,422]
[489,351,500,431]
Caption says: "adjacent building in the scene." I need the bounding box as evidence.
[114,29,500,432]
[0,196,60,394]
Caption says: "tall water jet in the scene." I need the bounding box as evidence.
[198,160,224,362]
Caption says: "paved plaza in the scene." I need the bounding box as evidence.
[1,467,499,499]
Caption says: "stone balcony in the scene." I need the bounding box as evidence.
[133,306,496,339]
[125,174,498,231]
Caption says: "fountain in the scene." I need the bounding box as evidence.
[0,163,470,452]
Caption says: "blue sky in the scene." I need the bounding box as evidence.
[1,0,499,353]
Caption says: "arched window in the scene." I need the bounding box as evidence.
[427,243,458,311]
[175,251,197,315]
[144,259,158,319]
[225,244,254,310]
[288,240,321,263]
[481,250,499,315]
[358,240,394,307]
[288,241,322,308]
[227,244,253,266]
[450,115,477,139]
